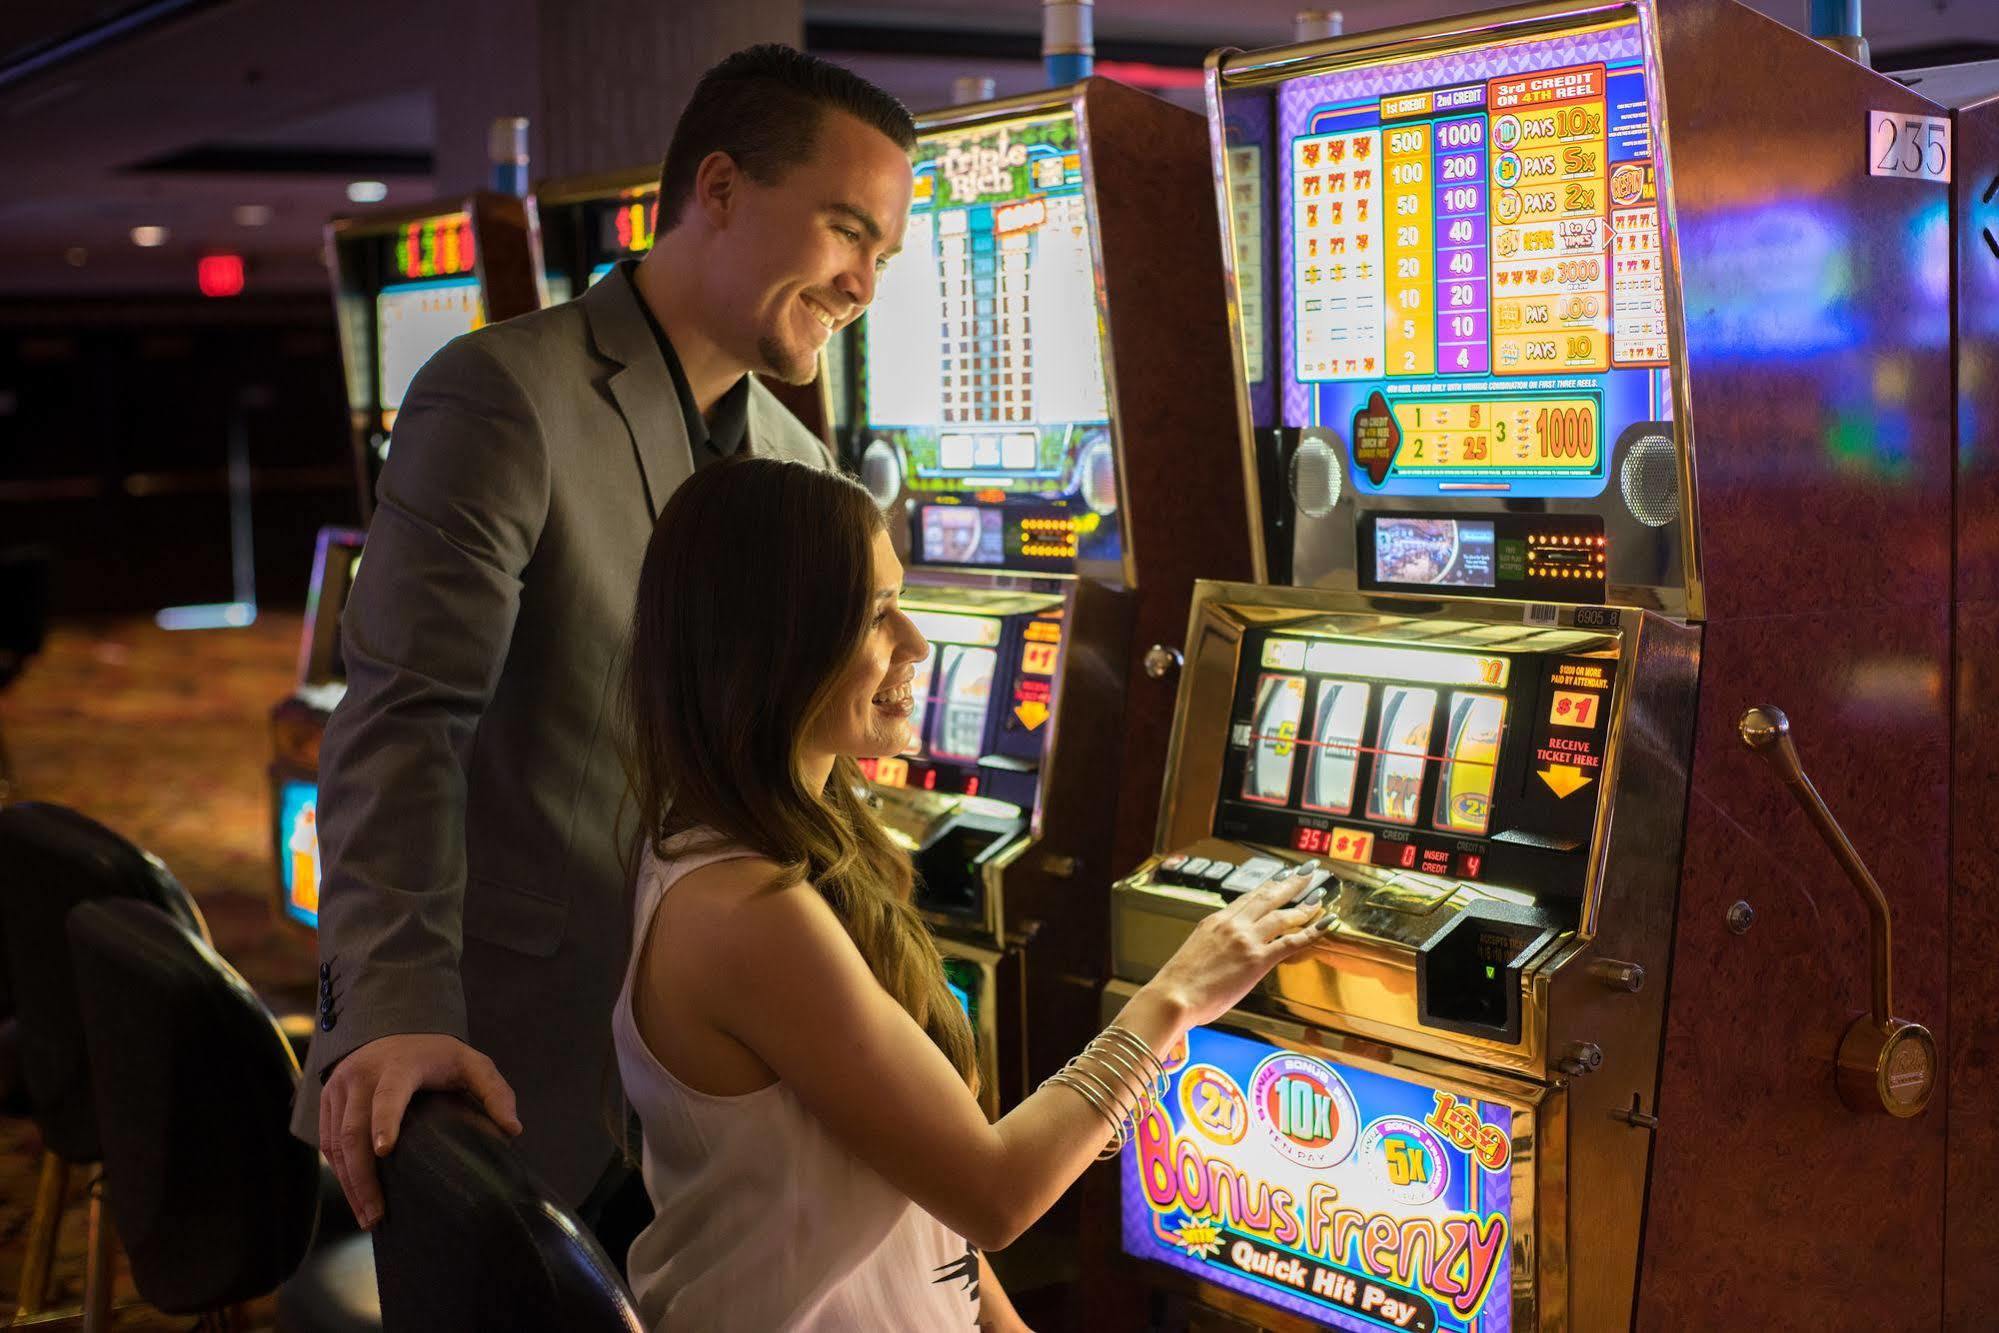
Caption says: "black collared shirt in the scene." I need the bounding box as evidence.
[619,261,749,467]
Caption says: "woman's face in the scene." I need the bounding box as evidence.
[806,527,930,762]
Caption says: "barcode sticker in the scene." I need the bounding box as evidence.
[1524,603,1559,626]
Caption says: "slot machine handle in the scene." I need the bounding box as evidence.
[1736,707,1935,1117]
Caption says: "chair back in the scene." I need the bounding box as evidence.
[0,802,203,1160]
[67,897,320,1311]
[372,1093,642,1333]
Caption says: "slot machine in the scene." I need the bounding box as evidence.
[1106,3,1953,1328]
[267,194,541,929]
[531,168,835,441]
[845,78,1253,1115]
[1929,59,1999,1327]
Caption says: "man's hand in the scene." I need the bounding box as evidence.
[319,1032,522,1228]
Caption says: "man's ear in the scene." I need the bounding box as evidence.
[693,149,739,229]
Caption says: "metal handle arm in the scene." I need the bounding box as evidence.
[1736,706,1893,1026]
[1736,705,1934,1117]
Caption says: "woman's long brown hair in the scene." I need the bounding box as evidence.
[619,456,978,1090]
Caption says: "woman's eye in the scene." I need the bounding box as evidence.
[835,226,859,242]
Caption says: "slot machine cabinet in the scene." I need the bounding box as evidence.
[1107,4,1952,1329]
[1934,62,1999,1327]
[327,193,544,524]
[268,194,543,931]
[268,527,364,929]
[844,78,1253,1115]
[530,168,835,444]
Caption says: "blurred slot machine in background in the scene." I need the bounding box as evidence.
[837,78,1253,1115]
[1105,2,1956,1329]
[268,194,541,930]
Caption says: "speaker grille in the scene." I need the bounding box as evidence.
[1291,432,1342,519]
[1080,437,1119,516]
[860,440,901,509]
[1619,432,1679,528]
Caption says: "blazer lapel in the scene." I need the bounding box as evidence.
[582,263,694,519]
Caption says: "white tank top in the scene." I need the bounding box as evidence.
[613,833,980,1331]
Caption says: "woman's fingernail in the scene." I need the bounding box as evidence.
[375,1133,388,1153]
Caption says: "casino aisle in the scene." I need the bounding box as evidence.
[0,612,317,1326]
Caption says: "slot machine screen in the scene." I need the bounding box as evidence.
[1120,1023,1517,1332]
[1207,622,1625,903]
[276,779,322,929]
[902,610,1005,766]
[376,276,484,415]
[860,108,1121,575]
[1273,10,1672,502]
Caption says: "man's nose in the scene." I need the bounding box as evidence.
[836,262,876,312]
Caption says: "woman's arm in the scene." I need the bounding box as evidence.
[977,1252,1030,1333]
[663,862,1324,1251]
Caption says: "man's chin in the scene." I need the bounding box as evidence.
[757,335,820,386]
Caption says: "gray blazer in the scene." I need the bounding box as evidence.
[291,269,831,1202]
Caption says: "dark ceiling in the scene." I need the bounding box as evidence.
[0,0,1994,299]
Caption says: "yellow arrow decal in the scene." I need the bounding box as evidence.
[1537,763,1592,798]
[1014,700,1050,731]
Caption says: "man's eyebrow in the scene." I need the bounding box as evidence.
[828,201,883,241]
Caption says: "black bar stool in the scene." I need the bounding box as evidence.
[0,801,207,1324]
[67,896,381,1331]
[365,1092,642,1332]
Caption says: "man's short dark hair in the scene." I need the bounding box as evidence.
[658,44,916,228]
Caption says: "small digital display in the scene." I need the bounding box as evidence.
[376,277,484,411]
[276,779,321,929]
[921,505,1005,566]
[1375,518,1496,588]
[1121,1024,1516,1331]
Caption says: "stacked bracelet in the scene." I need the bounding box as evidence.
[1042,1023,1172,1160]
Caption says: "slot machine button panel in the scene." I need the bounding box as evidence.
[1220,856,1286,894]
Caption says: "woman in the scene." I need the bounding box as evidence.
[615,458,1329,1330]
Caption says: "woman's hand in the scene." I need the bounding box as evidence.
[1142,864,1330,1030]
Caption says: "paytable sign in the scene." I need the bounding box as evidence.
[1123,1024,1516,1332]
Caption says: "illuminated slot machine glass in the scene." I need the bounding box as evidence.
[1110,3,1954,1330]
[844,79,1256,1114]
[532,173,659,304]
[859,107,1119,577]
[326,195,541,521]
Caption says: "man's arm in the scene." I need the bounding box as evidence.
[307,334,549,1222]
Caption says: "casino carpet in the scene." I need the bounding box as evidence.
[0,612,316,1328]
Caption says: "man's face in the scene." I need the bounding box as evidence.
[707,111,913,384]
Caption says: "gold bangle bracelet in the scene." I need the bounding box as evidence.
[1082,1041,1154,1113]
[1045,1069,1126,1157]
[1100,1026,1170,1099]
[1063,1060,1135,1125]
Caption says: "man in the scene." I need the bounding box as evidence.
[295,44,916,1227]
